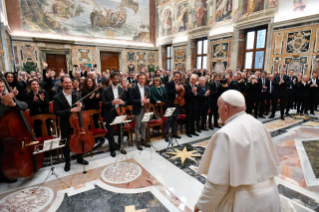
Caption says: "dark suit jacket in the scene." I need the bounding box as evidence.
[165,81,178,107]
[228,81,241,92]
[309,78,319,96]
[272,75,290,96]
[197,84,210,110]
[286,76,298,94]
[130,84,150,115]
[102,86,127,123]
[258,78,270,94]
[184,83,199,110]
[209,81,221,105]
[26,91,50,116]
[127,77,136,85]
[53,91,84,138]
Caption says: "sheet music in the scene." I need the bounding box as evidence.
[164,107,176,117]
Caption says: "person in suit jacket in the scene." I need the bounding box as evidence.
[53,76,88,172]
[130,73,151,150]
[265,74,275,115]
[285,70,298,115]
[228,74,241,92]
[26,80,50,137]
[184,74,199,137]
[102,72,127,157]
[307,72,319,115]
[297,75,310,115]
[164,71,183,141]
[269,69,290,120]
[208,74,222,129]
[258,71,270,118]
[197,77,210,131]
[127,71,136,85]
[245,75,259,117]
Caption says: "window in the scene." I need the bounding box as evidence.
[195,38,208,70]
[165,45,172,70]
[243,27,267,72]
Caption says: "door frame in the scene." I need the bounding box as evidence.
[97,47,125,73]
[39,48,72,73]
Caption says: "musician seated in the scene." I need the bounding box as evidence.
[26,80,51,138]
[53,76,88,172]
[0,79,28,183]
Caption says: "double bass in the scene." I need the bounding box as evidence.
[0,72,43,179]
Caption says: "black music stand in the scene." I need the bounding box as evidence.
[32,138,70,193]
[164,107,180,149]
[138,112,158,158]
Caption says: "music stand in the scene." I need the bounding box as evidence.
[164,107,179,149]
[32,137,70,192]
[110,115,132,165]
[138,112,158,158]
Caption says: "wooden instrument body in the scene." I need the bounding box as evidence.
[69,111,95,154]
[174,89,185,106]
[116,106,125,116]
[0,109,44,179]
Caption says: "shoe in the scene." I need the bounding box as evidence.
[285,113,289,116]
[110,151,116,157]
[209,126,214,130]
[136,142,143,150]
[64,162,70,172]
[77,159,89,165]
[214,124,220,128]
[258,116,265,118]
[141,139,151,147]
[264,112,269,116]
[304,113,309,115]
[120,148,127,155]
[186,134,192,138]
[310,112,315,115]
[2,178,18,184]
[197,129,201,133]
[192,133,199,136]
[281,116,285,120]
[172,135,181,139]
[201,128,208,131]
[165,136,169,142]
[269,115,275,118]
[300,113,304,115]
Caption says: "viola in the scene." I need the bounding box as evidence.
[0,72,43,179]
[174,84,185,106]
[69,91,95,154]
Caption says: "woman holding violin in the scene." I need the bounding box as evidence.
[26,80,50,137]
[102,72,127,157]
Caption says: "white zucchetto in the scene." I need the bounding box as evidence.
[221,90,245,107]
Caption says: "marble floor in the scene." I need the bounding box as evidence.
[1,111,319,211]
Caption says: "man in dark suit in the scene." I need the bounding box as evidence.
[127,71,136,85]
[258,71,270,118]
[184,74,199,137]
[53,76,88,172]
[162,70,170,85]
[197,77,210,131]
[102,71,127,157]
[285,70,298,115]
[265,74,275,115]
[208,74,222,129]
[269,69,290,120]
[164,71,183,141]
[226,74,241,92]
[307,72,319,115]
[130,73,151,150]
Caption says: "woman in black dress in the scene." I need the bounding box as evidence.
[297,75,310,115]
[245,75,259,118]
[4,72,25,101]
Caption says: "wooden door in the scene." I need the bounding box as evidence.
[46,54,67,76]
[100,52,119,72]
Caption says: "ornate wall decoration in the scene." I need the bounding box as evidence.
[13,46,19,65]
[212,43,229,59]
[162,9,172,36]
[212,61,228,73]
[312,55,319,75]
[192,0,207,28]
[147,52,155,64]
[78,49,90,62]
[137,52,146,63]
[80,63,92,71]
[91,49,96,63]
[137,64,146,72]
[176,3,189,32]
[127,51,135,62]
[22,61,38,72]
[314,28,319,53]
[174,47,186,62]
[242,0,265,16]
[284,57,308,75]
[175,63,185,72]
[286,30,312,54]
[271,57,281,73]
[148,64,155,72]
[20,44,37,61]
[72,48,77,63]
[215,0,232,22]
[274,33,284,55]
[128,63,135,72]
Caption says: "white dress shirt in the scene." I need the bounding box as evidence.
[62,90,72,107]
[138,83,145,106]
[112,84,119,108]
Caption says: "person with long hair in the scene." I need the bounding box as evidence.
[72,79,80,92]
[4,72,24,101]
[150,77,167,105]
[42,62,56,101]
[26,80,50,137]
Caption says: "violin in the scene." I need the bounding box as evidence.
[69,91,95,156]
[0,72,43,179]
[174,84,185,107]
[115,89,126,116]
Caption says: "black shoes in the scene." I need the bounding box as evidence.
[269,115,275,118]
[186,134,192,138]
[281,116,285,120]
[110,151,116,157]
[172,135,181,139]
[197,129,201,133]
[77,159,89,165]
[141,139,151,147]
[120,149,127,155]
[201,128,208,131]
[165,136,169,142]
[64,162,70,172]
[136,142,143,150]
[258,116,265,118]
[1,178,18,184]
[214,124,221,128]
[192,133,199,136]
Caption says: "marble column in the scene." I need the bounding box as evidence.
[231,29,240,70]
[1,23,12,73]
[186,39,192,71]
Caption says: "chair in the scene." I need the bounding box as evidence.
[85,109,108,142]
[178,109,186,134]
[147,104,165,139]
[31,114,64,161]
[49,101,54,114]
[124,105,135,146]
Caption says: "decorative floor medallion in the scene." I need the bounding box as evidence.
[167,147,202,165]
[0,186,54,212]
[102,162,142,184]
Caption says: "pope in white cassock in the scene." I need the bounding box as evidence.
[194,90,281,212]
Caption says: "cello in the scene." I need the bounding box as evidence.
[69,90,95,173]
[0,72,43,179]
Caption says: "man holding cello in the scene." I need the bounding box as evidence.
[102,71,127,157]
[53,76,88,172]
